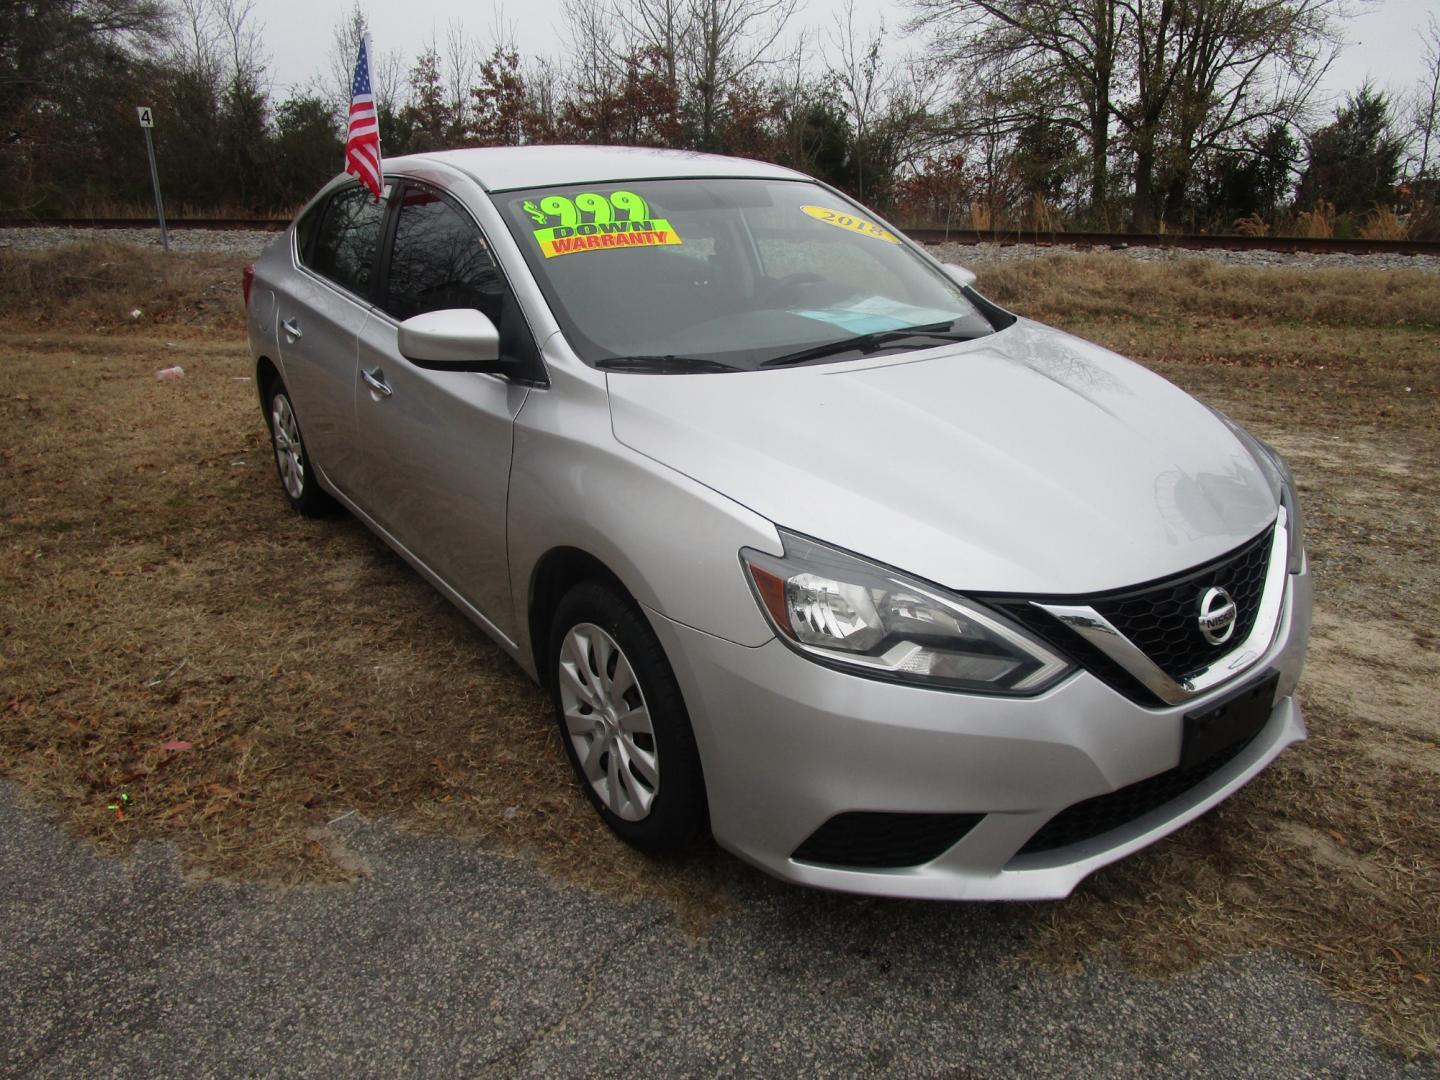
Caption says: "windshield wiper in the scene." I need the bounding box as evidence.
[760,322,979,369]
[596,354,740,374]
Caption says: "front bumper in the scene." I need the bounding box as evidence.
[648,565,1311,900]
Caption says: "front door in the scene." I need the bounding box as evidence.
[352,181,531,639]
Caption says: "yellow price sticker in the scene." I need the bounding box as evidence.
[801,205,900,243]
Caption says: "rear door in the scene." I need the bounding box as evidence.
[351,180,533,638]
[274,182,388,495]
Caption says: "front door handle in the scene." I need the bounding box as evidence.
[361,367,393,397]
[281,318,302,340]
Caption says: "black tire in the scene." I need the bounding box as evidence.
[549,580,708,854]
[263,380,335,517]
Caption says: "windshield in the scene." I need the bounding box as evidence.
[496,178,996,371]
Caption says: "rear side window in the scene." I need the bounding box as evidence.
[295,199,323,261]
[383,184,502,323]
[309,185,385,297]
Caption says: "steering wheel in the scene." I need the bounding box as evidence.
[758,272,824,307]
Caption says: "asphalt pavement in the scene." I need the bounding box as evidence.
[1,782,1429,1078]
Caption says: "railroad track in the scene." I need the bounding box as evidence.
[2,217,290,232]
[901,228,1440,256]
[3,217,1438,257]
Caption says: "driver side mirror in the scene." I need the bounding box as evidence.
[397,309,505,372]
[941,262,978,290]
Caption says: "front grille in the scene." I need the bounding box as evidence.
[989,524,1275,705]
[792,811,983,869]
[1091,527,1274,682]
[1016,731,1255,856]
[999,602,1163,705]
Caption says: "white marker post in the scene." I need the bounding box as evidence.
[136,106,169,252]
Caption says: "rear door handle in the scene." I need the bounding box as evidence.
[281,318,302,340]
[361,367,392,397]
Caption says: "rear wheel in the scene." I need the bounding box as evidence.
[264,381,334,517]
[549,580,707,854]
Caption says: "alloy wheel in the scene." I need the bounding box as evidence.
[556,622,659,821]
[271,394,305,499]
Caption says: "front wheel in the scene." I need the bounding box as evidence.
[549,580,708,854]
[265,381,334,517]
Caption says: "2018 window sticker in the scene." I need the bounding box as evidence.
[522,191,683,257]
[801,205,900,244]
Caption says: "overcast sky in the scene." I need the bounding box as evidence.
[252,0,1436,115]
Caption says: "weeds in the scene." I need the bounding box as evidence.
[975,251,1440,329]
[0,241,247,332]
[1360,206,1410,241]
[1295,199,1338,238]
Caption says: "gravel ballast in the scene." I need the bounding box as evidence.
[3,225,1438,273]
[927,239,1440,273]
[0,226,282,257]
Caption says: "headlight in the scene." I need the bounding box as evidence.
[740,530,1074,694]
[1211,408,1306,573]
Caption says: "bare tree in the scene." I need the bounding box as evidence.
[618,0,691,96]
[681,0,799,148]
[910,0,1346,227]
[523,55,565,142]
[1119,0,1344,229]
[563,0,626,139]
[168,0,223,85]
[1407,15,1440,182]
[216,0,268,203]
[826,2,941,202]
[443,20,478,129]
[908,0,1125,214]
[826,0,889,199]
[327,4,403,126]
[216,0,264,85]
[771,40,826,170]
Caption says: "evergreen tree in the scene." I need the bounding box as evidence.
[1297,87,1405,215]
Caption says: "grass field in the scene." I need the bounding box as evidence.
[1,243,1437,1055]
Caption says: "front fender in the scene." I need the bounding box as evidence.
[506,362,779,680]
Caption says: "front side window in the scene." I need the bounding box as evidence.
[497,178,997,371]
[308,184,386,297]
[383,184,502,323]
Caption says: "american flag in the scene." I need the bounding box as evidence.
[345,35,382,200]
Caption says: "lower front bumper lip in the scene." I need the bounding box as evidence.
[643,563,1312,901]
[727,695,1305,902]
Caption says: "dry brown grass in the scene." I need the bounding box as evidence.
[978,252,1440,330]
[60,199,291,221]
[1296,199,1338,238]
[0,324,738,926]
[0,241,249,333]
[1028,194,1061,233]
[1360,206,1411,241]
[1232,212,1269,237]
[1,245,1437,1054]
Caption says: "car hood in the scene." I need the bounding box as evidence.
[605,319,1277,595]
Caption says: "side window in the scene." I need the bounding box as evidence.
[294,199,323,262]
[384,184,502,324]
[309,185,385,297]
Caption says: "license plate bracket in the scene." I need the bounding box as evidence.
[1181,671,1280,770]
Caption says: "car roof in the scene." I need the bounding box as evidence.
[385,144,810,192]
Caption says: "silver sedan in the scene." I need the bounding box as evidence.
[244,146,1311,899]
